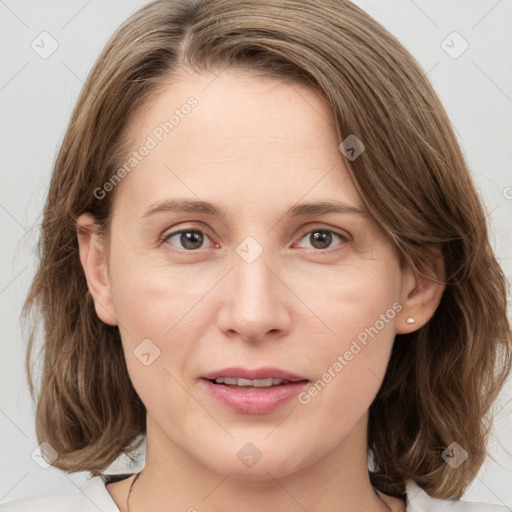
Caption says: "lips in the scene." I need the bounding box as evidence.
[201,366,308,383]
[200,366,310,414]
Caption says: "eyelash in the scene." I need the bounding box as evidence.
[160,225,350,254]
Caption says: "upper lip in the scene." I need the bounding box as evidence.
[201,366,309,382]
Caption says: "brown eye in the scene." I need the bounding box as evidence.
[165,230,208,250]
[296,229,347,251]
[309,230,333,249]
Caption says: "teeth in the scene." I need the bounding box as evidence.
[214,377,288,387]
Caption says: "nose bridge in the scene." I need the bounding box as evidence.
[235,246,273,306]
[218,236,290,341]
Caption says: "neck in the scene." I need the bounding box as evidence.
[124,414,403,512]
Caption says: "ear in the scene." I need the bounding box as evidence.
[76,213,118,326]
[396,245,445,334]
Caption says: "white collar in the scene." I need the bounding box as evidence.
[81,475,509,512]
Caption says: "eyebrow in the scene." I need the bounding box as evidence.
[142,198,366,219]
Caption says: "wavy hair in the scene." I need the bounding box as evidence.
[23,0,511,500]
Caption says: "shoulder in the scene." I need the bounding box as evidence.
[0,475,124,512]
[405,480,511,512]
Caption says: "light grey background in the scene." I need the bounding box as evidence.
[1,0,511,507]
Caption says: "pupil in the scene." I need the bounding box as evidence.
[181,231,203,250]
[311,230,332,249]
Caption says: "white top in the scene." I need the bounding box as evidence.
[0,475,510,511]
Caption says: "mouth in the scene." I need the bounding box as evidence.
[200,367,310,414]
[201,366,309,387]
[206,376,300,389]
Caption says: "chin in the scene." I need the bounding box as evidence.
[216,461,299,481]
[199,445,311,482]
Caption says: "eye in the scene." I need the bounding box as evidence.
[295,228,348,251]
[161,227,348,252]
[163,229,212,251]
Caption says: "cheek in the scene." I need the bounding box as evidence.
[109,244,214,335]
[106,250,206,387]
[292,253,402,340]
[293,258,401,410]
[108,258,206,422]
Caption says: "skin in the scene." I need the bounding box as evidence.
[78,69,444,512]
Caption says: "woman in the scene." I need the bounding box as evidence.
[2,0,511,511]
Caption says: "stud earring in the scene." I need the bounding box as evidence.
[406,317,415,324]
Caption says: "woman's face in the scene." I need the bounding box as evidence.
[89,70,413,479]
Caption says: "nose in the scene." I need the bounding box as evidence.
[216,247,292,343]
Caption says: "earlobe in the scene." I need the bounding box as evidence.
[76,213,118,326]
[396,246,445,334]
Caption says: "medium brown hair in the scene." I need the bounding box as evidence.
[24,0,511,500]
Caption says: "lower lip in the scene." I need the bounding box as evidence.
[200,378,309,414]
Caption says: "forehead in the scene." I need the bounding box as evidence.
[129,69,338,151]
[114,70,361,212]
